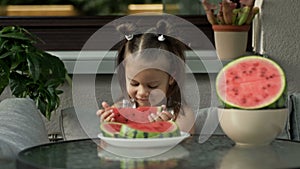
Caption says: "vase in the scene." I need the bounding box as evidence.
[212,25,250,61]
[218,108,288,146]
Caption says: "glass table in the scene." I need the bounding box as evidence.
[17,135,300,169]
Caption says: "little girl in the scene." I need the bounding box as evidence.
[96,20,195,133]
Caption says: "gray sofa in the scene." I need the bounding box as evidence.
[289,92,300,140]
[0,98,49,169]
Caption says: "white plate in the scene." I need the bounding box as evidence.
[98,131,190,148]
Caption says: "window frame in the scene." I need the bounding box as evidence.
[0,15,252,74]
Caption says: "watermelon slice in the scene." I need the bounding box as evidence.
[120,121,180,138]
[100,121,180,138]
[112,106,162,124]
[216,56,286,109]
[100,122,123,137]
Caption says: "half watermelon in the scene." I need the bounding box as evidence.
[216,56,286,109]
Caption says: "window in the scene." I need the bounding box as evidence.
[0,0,222,16]
[1,0,252,74]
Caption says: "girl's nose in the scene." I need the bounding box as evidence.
[137,86,149,98]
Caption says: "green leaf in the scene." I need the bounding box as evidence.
[0,26,15,34]
[9,72,30,98]
[0,51,13,59]
[27,54,40,82]
[0,32,32,41]
[0,61,10,94]
[0,39,9,50]
[36,95,48,119]
[39,52,67,80]
[11,52,26,70]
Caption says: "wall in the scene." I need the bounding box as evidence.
[253,0,300,93]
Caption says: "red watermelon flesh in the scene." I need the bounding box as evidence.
[126,121,173,133]
[112,106,162,124]
[216,56,286,109]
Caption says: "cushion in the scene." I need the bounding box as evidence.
[289,92,300,141]
[0,98,49,168]
[60,106,100,140]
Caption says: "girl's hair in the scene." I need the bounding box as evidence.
[115,20,188,118]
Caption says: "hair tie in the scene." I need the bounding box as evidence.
[158,34,165,41]
[125,34,134,41]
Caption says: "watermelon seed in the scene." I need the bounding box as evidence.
[241,98,247,104]
[253,63,259,67]
[267,84,271,87]
[255,98,260,103]
[261,67,267,72]
[263,93,269,98]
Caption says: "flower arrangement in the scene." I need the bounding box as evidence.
[201,0,259,25]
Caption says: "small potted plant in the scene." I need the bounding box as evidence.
[201,0,259,60]
[0,26,71,120]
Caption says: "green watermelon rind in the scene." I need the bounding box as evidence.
[100,122,124,138]
[266,87,287,109]
[119,121,181,139]
[216,56,286,109]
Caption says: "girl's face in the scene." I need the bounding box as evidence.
[124,58,174,107]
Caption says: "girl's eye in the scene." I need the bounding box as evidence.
[148,85,158,89]
[130,83,139,87]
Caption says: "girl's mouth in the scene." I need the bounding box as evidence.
[136,98,150,105]
[137,98,149,102]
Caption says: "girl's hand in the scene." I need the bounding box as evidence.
[96,102,115,122]
[148,106,174,122]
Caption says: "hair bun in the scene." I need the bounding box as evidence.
[156,20,168,35]
[116,22,138,36]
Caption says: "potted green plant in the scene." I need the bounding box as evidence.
[201,0,259,60]
[0,26,70,120]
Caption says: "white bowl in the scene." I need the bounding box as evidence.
[218,108,288,146]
